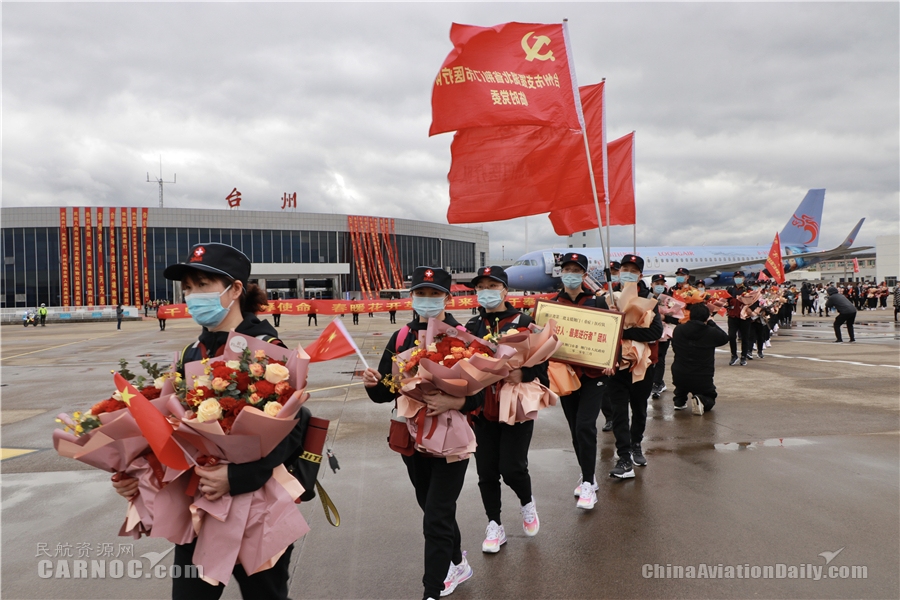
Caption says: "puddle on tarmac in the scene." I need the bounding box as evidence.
[714,438,816,451]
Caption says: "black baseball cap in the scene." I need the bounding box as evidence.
[609,261,621,271]
[675,267,690,276]
[733,270,746,277]
[410,266,452,294]
[467,266,508,288]
[560,252,588,272]
[164,242,251,285]
[620,253,645,273]
[651,273,667,283]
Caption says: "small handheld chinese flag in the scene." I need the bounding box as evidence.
[765,233,786,284]
[305,318,364,364]
[114,373,189,470]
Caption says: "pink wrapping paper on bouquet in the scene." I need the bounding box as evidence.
[656,294,685,340]
[738,289,763,319]
[494,319,562,423]
[614,283,659,382]
[163,391,310,586]
[497,381,558,425]
[396,397,476,461]
[53,395,175,539]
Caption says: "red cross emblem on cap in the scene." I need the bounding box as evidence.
[484,267,491,275]
[194,247,205,258]
[572,254,578,259]
[424,269,434,281]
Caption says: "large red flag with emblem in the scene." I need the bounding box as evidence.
[547,130,637,234]
[446,82,607,224]
[430,22,583,136]
[113,373,189,470]
[765,233,786,284]
[305,318,361,363]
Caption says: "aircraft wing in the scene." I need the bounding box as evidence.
[686,219,869,279]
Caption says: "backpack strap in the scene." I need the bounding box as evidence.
[395,325,411,352]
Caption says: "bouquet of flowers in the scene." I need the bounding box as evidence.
[153,332,312,587]
[53,359,179,539]
[656,294,686,341]
[672,286,730,318]
[737,288,763,319]
[612,283,659,382]
[389,319,515,460]
[488,320,561,425]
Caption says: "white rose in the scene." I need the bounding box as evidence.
[196,399,222,423]
[264,401,283,417]
[112,390,123,401]
[225,360,242,370]
[264,363,290,384]
[194,375,212,389]
[153,375,168,390]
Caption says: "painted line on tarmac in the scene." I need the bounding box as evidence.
[0,332,121,361]
[763,353,899,370]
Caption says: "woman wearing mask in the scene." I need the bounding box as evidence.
[551,253,607,510]
[463,266,548,553]
[112,242,302,600]
[650,273,675,399]
[362,266,476,600]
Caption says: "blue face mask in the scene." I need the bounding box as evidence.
[734,277,744,285]
[653,285,666,295]
[186,285,234,328]
[476,289,504,309]
[676,276,686,284]
[412,295,446,319]
[560,273,584,290]
[619,272,640,283]
[610,274,620,283]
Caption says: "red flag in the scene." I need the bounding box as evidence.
[446,82,609,224]
[757,271,770,281]
[113,373,189,470]
[305,319,360,363]
[765,233,786,284]
[852,258,860,273]
[430,22,583,136]
[547,130,637,234]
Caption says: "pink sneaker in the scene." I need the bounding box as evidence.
[481,520,506,553]
[521,498,539,536]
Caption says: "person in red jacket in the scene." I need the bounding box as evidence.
[726,270,752,366]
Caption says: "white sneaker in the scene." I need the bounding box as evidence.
[441,551,472,596]
[521,498,539,536]
[481,520,506,553]
[573,475,599,496]
[691,394,705,416]
[576,481,597,510]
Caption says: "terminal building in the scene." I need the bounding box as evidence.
[0,207,489,308]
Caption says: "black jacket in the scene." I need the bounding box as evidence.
[465,303,549,387]
[671,319,729,378]
[366,313,483,414]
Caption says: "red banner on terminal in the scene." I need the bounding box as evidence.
[155,294,557,319]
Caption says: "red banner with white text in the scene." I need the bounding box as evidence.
[60,209,71,307]
[96,208,106,305]
[109,208,119,305]
[84,207,95,305]
[120,209,130,305]
[72,208,83,306]
[142,208,150,304]
[156,294,557,319]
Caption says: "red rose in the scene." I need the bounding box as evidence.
[91,398,127,415]
[212,363,235,380]
[140,386,161,400]
[252,380,276,398]
[218,397,237,413]
[234,372,251,392]
[443,357,461,368]
[221,416,236,433]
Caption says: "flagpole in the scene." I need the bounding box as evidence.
[562,20,610,273]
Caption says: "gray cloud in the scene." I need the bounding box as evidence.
[3,2,897,261]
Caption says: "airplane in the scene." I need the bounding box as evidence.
[505,189,872,291]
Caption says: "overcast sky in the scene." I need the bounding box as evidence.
[3,2,898,261]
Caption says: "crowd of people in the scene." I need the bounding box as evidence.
[802,281,892,316]
[88,239,894,600]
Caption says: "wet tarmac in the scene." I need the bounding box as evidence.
[1,310,898,599]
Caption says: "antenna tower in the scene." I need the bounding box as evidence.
[147,156,176,208]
